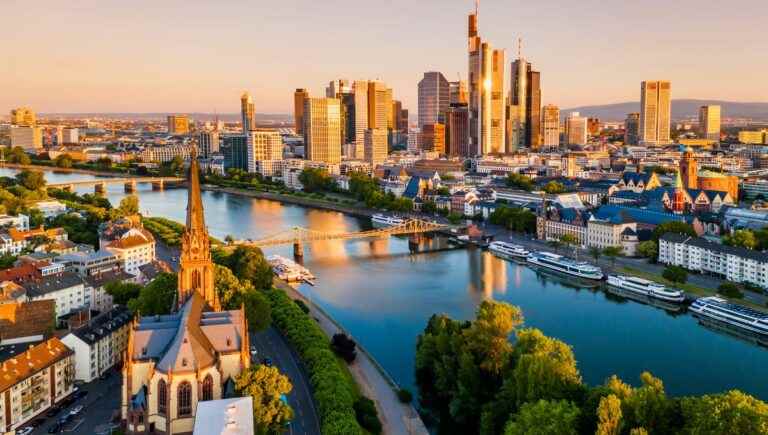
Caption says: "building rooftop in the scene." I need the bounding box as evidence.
[0,337,73,392]
[193,396,254,435]
[21,271,84,298]
[68,306,132,345]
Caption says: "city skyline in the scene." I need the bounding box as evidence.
[3,0,767,114]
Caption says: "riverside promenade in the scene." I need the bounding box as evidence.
[275,280,429,435]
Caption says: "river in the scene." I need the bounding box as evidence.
[8,168,768,400]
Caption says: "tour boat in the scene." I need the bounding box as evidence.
[689,296,768,336]
[526,251,604,280]
[606,275,685,303]
[267,255,315,284]
[488,241,530,260]
[371,213,405,227]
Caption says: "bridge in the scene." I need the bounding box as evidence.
[231,218,447,257]
[47,177,185,194]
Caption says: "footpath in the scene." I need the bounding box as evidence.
[275,280,429,435]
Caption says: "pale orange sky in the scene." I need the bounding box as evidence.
[3,0,767,114]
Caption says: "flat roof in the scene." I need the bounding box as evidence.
[193,396,254,435]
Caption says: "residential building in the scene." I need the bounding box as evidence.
[624,113,640,145]
[240,92,255,132]
[293,88,309,137]
[364,128,388,166]
[586,215,637,255]
[32,200,67,219]
[304,97,342,164]
[193,397,254,435]
[0,214,29,231]
[407,129,420,153]
[738,130,767,144]
[139,145,194,163]
[542,105,560,149]
[420,124,445,154]
[167,115,190,135]
[0,299,55,345]
[639,80,671,146]
[62,128,79,144]
[0,338,74,433]
[61,306,131,382]
[446,104,470,157]
[21,271,86,319]
[99,218,156,278]
[418,72,450,129]
[587,118,600,137]
[9,107,36,127]
[246,130,283,173]
[198,131,220,157]
[565,112,588,146]
[10,126,42,151]
[56,249,122,278]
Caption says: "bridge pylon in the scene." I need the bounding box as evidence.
[94,183,106,195]
[124,181,137,193]
[151,180,164,191]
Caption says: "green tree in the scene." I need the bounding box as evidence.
[117,194,140,216]
[447,212,462,224]
[0,253,16,269]
[128,272,177,315]
[232,290,272,332]
[236,365,294,435]
[637,241,658,261]
[503,400,580,435]
[15,170,46,191]
[602,246,623,266]
[8,147,31,165]
[353,397,382,434]
[547,239,562,253]
[104,281,142,306]
[298,168,334,193]
[227,246,273,290]
[506,173,535,191]
[662,265,688,284]
[723,229,758,250]
[560,234,578,253]
[651,221,696,242]
[596,394,623,435]
[464,301,523,374]
[542,181,567,194]
[718,282,744,299]
[681,390,768,434]
[54,154,73,168]
[96,157,113,170]
[589,246,601,262]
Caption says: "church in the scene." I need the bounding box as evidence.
[121,153,250,434]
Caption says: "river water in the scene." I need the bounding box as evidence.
[9,168,767,399]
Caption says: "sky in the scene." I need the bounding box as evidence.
[3,0,767,115]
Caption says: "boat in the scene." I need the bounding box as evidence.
[526,251,604,280]
[689,296,768,336]
[488,241,530,260]
[605,286,683,313]
[267,255,316,284]
[606,275,685,303]
[371,213,405,227]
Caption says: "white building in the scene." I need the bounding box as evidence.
[23,271,87,319]
[100,221,156,278]
[193,397,254,435]
[32,200,68,219]
[565,112,588,146]
[246,130,283,173]
[61,306,132,382]
[659,233,768,288]
[10,126,42,151]
[0,214,30,231]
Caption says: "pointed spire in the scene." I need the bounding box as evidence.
[675,170,684,190]
[186,148,206,231]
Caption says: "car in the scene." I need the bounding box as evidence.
[48,422,62,433]
[249,346,257,356]
[261,357,273,367]
[17,427,33,435]
[69,404,84,416]
[74,390,88,399]
[46,406,61,417]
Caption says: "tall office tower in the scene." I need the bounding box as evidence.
[398,108,409,132]
[294,89,309,137]
[542,105,560,149]
[526,68,541,149]
[353,81,369,159]
[304,98,342,164]
[10,107,36,127]
[241,92,256,132]
[392,101,404,131]
[383,88,394,130]
[52,126,64,146]
[198,131,220,157]
[468,6,504,155]
[449,80,468,105]
[10,126,42,151]
[565,112,588,146]
[420,124,445,154]
[639,80,671,146]
[326,79,351,98]
[167,115,190,135]
[246,130,283,173]
[587,118,600,137]
[367,81,389,130]
[624,113,640,145]
[340,92,356,145]
[698,105,721,141]
[364,128,388,166]
[446,103,470,157]
[489,49,506,153]
[418,72,450,129]
[507,55,541,150]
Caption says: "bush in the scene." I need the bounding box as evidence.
[662,265,688,284]
[718,282,744,299]
[353,397,382,435]
[294,299,310,314]
[331,333,357,363]
[397,388,413,404]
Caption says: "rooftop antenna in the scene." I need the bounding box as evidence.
[517,37,523,59]
[475,0,479,16]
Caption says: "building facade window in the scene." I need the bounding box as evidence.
[158,379,167,415]
[177,381,192,417]
[202,375,213,401]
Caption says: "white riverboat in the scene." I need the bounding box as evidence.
[267,255,315,284]
[526,251,604,280]
[606,275,685,303]
[371,213,405,228]
[489,241,530,260]
[690,296,768,336]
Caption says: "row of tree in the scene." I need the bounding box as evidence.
[489,206,537,233]
[415,300,768,434]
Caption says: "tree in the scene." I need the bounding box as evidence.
[228,246,273,290]
[681,390,768,434]
[560,234,578,253]
[547,239,562,253]
[651,222,696,242]
[353,397,382,435]
[15,170,46,191]
[503,400,580,435]
[0,253,16,269]
[589,246,601,261]
[96,157,113,170]
[105,281,142,306]
[236,365,293,435]
[718,282,744,299]
[723,229,758,250]
[506,173,535,191]
[117,194,140,216]
[215,264,272,331]
[596,394,623,435]
[603,246,623,266]
[662,265,688,284]
[637,241,658,261]
[542,181,567,194]
[464,301,523,374]
[128,272,177,315]
[298,168,334,193]
[331,333,357,363]
[7,147,31,165]
[54,154,73,168]
[447,212,462,224]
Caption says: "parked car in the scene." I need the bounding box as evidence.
[48,422,62,433]
[69,404,84,416]
[17,427,33,435]
[262,357,273,367]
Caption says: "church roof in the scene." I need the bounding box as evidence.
[156,292,216,373]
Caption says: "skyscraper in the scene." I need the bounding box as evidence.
[198,131,220,157]
[449,80,468,105]
[507,54,541,150]
[294,88,309,137]
[167,115,190,135]
[565,112,587,146]
[542,105,560,149]
[367,81,389,130]
[624,113,640,145]
[353,81,369,159]
[240,92,255,132]
[364,128,388,166]
[639,80,671,146]
[10,107,35,127]
[304,98,342,164]
[420,124,445,154]
[446,103,470,157]
[326,79,351,98]
[418,72,450,128]
[698,105,721,141]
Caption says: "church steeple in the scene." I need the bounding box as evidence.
[177,149,219,311]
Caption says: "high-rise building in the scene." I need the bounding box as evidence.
[367,81,389,130]
[241,92,255,132]
[340,92,356,145]
[418,72,450,129]
[392,100,404,132]
[364,128,388,166]
[420,124,445,154]
[407,129,420,153]
[624,113,640,145]
[294,88,309,137]
[639,80,671,146]
[10,107,35,127]
[167,115,190,135]
[698,105,721,141]
[565,112,587,146]
[449,80,468,105]
[446,103,470,157]
[507,55,541,150]
[246,130,283,173]
[326,79,351,98]
[468,6,505,155]
[398,108,409,132]
[198,131,220,157]
[587,118,600,137]
[304,98,342,164]
[353,81,369,159]
[222,135,248,170]
[542,105,560,149]
[10,126,43,151]
[383,87,394,130]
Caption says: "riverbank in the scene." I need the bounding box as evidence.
[0,161,132,177]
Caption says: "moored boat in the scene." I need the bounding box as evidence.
[690,296,768,336]
[488,241,530,260]
[371,213,405,227]
[267,255,316,284]
[526,251,603,280]
[606,275,685,303]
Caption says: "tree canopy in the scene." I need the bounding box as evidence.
[127,272,177,315]
[236,365,294,434]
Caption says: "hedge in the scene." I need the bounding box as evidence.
[265,288,364,434]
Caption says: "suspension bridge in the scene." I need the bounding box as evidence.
[230,218,448,257]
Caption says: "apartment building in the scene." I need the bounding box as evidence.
[61,306,132,382]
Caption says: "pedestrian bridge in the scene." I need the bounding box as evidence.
[47,177,185,193]
[231,218,447,257]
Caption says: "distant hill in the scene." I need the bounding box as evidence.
[39,113,292,123]
[563,100,768,122]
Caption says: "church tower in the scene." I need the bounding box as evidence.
[680,146,698,190]
[177,150,219,311]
